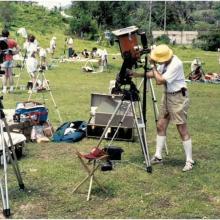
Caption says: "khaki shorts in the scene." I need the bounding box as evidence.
[159,91,190,124]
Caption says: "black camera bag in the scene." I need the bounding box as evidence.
[104,146,124,160]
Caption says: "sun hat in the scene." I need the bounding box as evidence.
[150,44,173,62]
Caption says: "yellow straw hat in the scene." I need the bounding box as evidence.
[150,44,173,62]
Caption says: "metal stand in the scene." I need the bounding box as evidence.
[0,108,25,217]
[28,68,62,123]
[95,85,152,173]
[148,79,169,155]
[82,59,99,73]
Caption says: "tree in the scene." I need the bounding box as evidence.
[0,2,17,28]
[197,30,220,51]
[69,5,99,39]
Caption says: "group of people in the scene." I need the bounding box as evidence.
[0,28,59,93]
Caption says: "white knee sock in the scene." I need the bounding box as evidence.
[155,135,166,159]
[183,139,193,162]
[2,86,7,92]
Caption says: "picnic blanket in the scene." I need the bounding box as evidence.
[186,73,220,84]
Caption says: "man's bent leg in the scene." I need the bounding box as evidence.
[2,68,8,93]
[152,117,170,161]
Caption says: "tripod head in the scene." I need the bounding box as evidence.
[39,65,46,73]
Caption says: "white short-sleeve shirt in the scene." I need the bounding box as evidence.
[67,38,73,48]
[26,57,38,74]
[24,42,38,58]
[158,55,187,92]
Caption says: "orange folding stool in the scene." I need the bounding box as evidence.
[73,147,108,201]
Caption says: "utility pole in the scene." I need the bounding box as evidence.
[164,0,167,34]
[149,0,152,34]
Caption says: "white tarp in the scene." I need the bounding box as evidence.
[0,132,26,150]
[17,27,28,39]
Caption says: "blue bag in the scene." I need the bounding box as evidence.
[52,121,87,142]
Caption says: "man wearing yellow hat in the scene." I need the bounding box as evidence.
[131,44,194,172]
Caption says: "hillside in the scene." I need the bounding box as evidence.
[0,2,67,34]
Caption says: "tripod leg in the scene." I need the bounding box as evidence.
[108,102,132,146]
[48,90,62,123]
[15,68,22,90]
[136,100,152,169]
[0,121,10,217]
[0,179,6,212]
[149,79,169,156]
[0,179,10,217]
[28,72,41,101]
[42,72,63,123]
[130,101,152,173]
[3,119,25,190]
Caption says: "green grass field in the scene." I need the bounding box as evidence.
[2,38,220,218]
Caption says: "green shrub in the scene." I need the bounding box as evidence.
[155,34,170,44]
[194,30,220,51]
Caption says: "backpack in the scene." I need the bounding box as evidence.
[52,121,87,143]
[189,66,203,81]
[13,101,48,124]
[0,37,8,63]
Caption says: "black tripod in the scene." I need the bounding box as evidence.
[0,98,25,217]
[96,82,152,173]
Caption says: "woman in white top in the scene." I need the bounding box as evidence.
[24,35,38,91]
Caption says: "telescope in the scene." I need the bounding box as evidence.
[111,26,151,100]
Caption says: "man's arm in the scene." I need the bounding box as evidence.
[151,67,166,85]
[129,68,166,85]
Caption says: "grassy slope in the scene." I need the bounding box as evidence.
[1,11,220,218]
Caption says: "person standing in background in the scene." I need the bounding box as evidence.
[66,36,74,58]
[0,29,19,94]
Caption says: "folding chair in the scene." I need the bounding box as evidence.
[73,148,108,201]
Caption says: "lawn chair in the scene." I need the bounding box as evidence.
[73,147,108,201]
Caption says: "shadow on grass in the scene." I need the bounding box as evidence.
[76,184,116,199]
[10,185,50,203]
[163,158,185,167]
